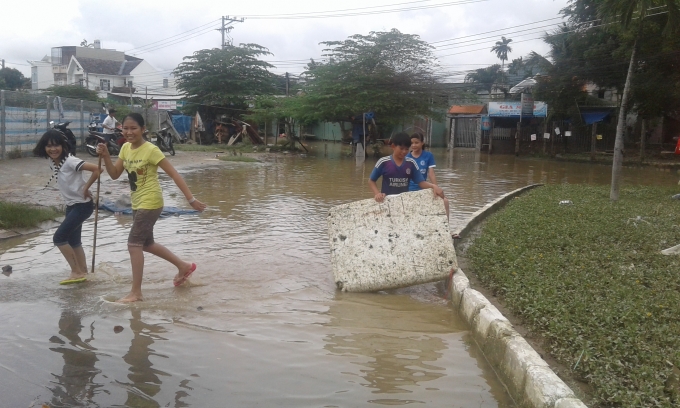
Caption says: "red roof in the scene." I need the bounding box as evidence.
[448,105,486,114]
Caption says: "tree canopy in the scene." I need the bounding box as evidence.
[174,44,277,118]
[294,29,447,129]
[464,64,507,95]
[0,68,29,90]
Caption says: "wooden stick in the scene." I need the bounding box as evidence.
[90,154,102,274]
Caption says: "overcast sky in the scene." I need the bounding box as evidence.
[1,0,568,87]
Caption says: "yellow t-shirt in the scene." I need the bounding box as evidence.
[119,141,166,210]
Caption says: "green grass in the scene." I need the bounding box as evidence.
[467,184,680,407]
[174,144,228,152]
[0,201,61,229]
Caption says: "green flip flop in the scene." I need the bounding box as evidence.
[59,277,87,285]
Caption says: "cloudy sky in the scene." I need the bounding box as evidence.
[1,0,568,86]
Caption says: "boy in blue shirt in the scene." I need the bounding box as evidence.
[369,132,445,203]
[407,132,450,220]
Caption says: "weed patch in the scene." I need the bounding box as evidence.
[0,201,61,229]
[467,184,680,407]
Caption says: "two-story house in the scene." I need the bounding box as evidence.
[28,40,179,101]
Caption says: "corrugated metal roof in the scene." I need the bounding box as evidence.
[448,105,486,114]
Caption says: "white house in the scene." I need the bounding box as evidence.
[28,41,179,100]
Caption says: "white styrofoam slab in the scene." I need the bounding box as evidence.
[328,189,457,292]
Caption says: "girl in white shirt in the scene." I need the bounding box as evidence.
[33,130,101,284]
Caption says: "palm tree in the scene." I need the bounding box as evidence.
[491,37,513,69]
[599,0,680,200]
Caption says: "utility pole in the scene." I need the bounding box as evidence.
[1,59,4,69]
[217,16,244,49]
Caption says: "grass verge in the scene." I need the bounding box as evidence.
[218,155,258,163]
[466,184,680,407]
[0,201,61,230]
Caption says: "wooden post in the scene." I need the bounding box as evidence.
[590,122,598,161]
[542,120,548,154]
[46,96,51,130]
[515,120,521,156]
[488,118,494,154]
[80,100,84,148]
[550,121,555,157]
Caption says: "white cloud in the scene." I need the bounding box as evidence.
[1,0,568,81]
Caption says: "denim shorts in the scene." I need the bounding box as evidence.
[128,208,163,247]
[53,201,94,247]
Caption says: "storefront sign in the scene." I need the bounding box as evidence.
[488,102,547,117]
[154,100,184,110]
[481,116,492,131]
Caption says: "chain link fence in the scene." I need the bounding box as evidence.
[0,90,160,159]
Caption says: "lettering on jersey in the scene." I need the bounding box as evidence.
[388,177,409,188]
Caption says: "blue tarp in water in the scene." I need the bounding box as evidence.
[99,200,198,217]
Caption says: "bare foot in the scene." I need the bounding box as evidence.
[173,262,197,286]
[117,293,144,303]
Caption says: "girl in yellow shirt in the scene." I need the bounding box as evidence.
[97,113,206,302]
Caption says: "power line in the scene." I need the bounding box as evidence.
[125,19,221,53]
[244,0,489,19]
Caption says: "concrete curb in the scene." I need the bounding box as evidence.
[452,183,543,239]
[450,185,588,408]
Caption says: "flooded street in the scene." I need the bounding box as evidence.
[1,143,677,407]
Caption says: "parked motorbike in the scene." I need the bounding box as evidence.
[150,127,175,156]
[51,121,78,156]
[85,129,121,157]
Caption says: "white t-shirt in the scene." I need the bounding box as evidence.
[55,156,91,206]
[102,115,116,134]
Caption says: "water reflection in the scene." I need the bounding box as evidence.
[48,310,100,407]
[323,293,466,404]
[120,309,171,408]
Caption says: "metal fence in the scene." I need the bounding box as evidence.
[0,90,160,159]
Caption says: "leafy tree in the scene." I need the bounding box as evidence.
[464,64,507,96]
[44,85,99,101]
[174,44,277,118]
[491,36,513,69]
[0,68,29,90]
[595,0,680,200]
[560,0,680,200]
[295,29,448,134]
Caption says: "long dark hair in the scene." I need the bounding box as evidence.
[410,132,429,150]
[33,129,70,160]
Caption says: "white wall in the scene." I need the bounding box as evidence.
[29,61,54,90]
[130,60,178,96]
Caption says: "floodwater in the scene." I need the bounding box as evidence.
[1,143,677,407]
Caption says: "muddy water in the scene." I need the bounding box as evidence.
[1,144,676,407]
